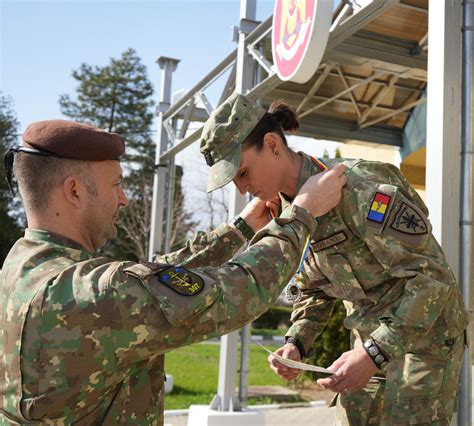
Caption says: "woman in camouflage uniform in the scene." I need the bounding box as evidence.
[200,93,468,425]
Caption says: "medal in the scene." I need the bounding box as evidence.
[286,278,302,303]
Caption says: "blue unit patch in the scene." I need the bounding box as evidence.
[157,266,204,296]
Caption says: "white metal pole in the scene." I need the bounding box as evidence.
[426,1,466,424]
[213,0,256,413]
[148,57,179,260]
[426,0,462,278]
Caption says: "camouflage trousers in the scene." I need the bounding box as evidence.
[333,330,465,425]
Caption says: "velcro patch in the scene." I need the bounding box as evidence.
[367,192,391,223]
[157,266,204,296]
[312,231,348,252]
[390,202,428,235]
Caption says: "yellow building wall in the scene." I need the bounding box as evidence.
[337,142,426,201]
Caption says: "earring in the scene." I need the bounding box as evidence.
[275,150,279,156]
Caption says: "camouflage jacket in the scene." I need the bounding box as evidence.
[0,204,316,425]
[285,153,468,360]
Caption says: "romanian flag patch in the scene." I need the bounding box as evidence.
[367,192,391,223]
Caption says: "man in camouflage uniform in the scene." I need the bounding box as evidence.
[0,119,346,424]
[201,93,468,425]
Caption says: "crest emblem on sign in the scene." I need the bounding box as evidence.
[157,266,204,296]
[272,0,333,83]
[390,202,428,235]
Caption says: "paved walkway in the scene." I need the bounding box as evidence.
[164,403,336,426]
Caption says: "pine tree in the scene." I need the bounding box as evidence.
[0,93,23,266]
[60,49,195,260]
[59,48,155,172]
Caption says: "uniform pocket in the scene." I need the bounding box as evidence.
[391,390,456,424]
[327,254,366,300]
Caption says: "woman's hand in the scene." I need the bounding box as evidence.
[268,343,302,381]
[239,196,281,233]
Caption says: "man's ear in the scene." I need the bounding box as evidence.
[62,176,84,209]
[263,132,279,153]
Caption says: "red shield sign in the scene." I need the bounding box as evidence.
[272,0,333,83]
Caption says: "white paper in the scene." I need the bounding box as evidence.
[254,339,332,373]
[254,339,386,381]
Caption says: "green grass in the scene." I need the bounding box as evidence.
[164,342,292,410]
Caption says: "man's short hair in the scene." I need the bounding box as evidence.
[13,153,97,212]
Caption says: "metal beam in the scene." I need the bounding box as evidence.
[247,44,273,75]
[358,74,400,124]
[359,97,426,129]
[323,69,425,89]
[163,49,237,120]
[246,72,281,99]
[160,126,202,163]
[336,64,362,119]
[178,99,196,139]
[296,63,333,113]
[195,92,213,116]
[298,115,402,146]
[330,2,352,32]
[272,88,409,115]
[325,0,400,51]
[331,30,428,71]
[299,70,387,118]
[218,64,237,105]
[398,2,428,13]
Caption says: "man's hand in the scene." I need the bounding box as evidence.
[267,343,302,381]
[316,346,378,394]
[239,196,280,233]
[293,163,347,217]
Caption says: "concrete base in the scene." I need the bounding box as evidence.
[165,374,173,394]
[187,405,265,426]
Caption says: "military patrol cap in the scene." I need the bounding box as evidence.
[200,93,266,192]
[4,120,125,192]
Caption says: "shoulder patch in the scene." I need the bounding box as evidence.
[312,231,348,252]
[157,266,204,296]
[390,202,428,235]
[367,192,391,223]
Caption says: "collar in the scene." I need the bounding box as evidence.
[25,228,93,256]
[279,152,327,211]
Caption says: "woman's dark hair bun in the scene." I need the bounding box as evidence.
[268,99,299,132]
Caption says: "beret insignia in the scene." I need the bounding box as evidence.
[157,266,204,296]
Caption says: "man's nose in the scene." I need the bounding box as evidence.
[119,187,129,207]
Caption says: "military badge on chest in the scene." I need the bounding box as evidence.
[285,280,302,304]
[157,266,204,296]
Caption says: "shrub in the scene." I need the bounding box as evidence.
[252,305,292,329]
[299,300,350,381]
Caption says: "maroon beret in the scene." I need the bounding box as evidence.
[22,119,125,161]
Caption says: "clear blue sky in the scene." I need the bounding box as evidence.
[1,0,275,133]
[1,0,340,228]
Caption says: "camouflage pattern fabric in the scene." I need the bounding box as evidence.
[0,204,316,425]
[200,92,266,192]
[333,329,464,425]
[284,153,468,424]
